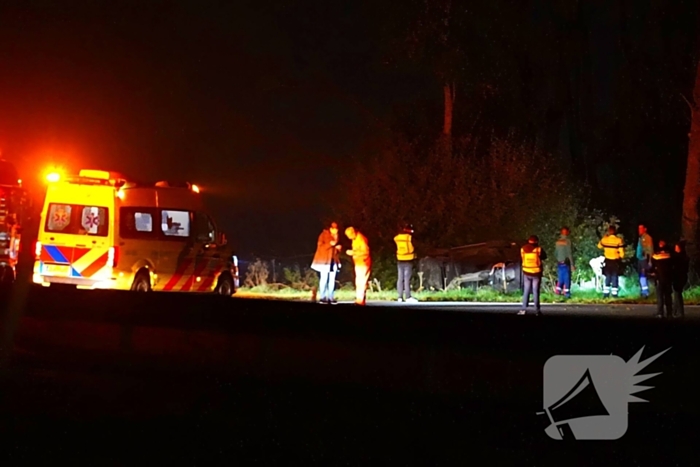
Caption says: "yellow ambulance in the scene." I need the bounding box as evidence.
[32,169,239,294]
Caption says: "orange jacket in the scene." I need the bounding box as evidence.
[348,232,371,267]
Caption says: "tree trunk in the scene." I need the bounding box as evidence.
[443,81,455,137]
[681,58,700,258]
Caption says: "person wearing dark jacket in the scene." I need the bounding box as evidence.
[672,241,689,318]
[518,235,547,316]
[310,222,342,304]
[651,240,673,318]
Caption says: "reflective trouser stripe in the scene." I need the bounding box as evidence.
[612,287,619,296]
[603,286,610,293]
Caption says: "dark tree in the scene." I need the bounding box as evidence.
[682,57,700,256]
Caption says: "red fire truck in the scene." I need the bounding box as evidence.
[0,159,28,283]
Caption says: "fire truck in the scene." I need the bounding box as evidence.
[0,159,27,284]
[33,169,239,294]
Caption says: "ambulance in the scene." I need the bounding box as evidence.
[32,169,239,294]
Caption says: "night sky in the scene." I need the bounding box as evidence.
[1,0,699,258]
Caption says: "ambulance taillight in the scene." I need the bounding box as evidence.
[107,246,119,268]
[34,241,42,260]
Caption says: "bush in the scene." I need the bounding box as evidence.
[532,212,645,295]
[338,133,584,250]
[244,259,269,287]
[369,254,399,291]
[335,133,650,294]
[282,266,319,291]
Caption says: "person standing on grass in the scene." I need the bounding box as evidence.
[310,221,342,304]
[672,241,689,318]
[597,226,625,298]
[636,224,654,298]
[518,235,547,316]
[651,240,673,318]
[345,226,371,306]
[394,224,418,303]
[554,226,575,299]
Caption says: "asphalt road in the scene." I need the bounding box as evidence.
[316,298,700,318]
[0,285,699,464]
[235,284,697,317]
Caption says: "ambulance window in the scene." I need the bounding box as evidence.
[206,216,216,242]
[47,204,73,232]
[161,210,190,238]
[45,203,109,236]
[134,212,153,232]
[193,212,215,243]
[119,207,156,239]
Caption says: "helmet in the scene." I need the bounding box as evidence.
[528,235,539,244]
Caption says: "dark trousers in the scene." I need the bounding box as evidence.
[522,274,541,311]
[555,263,571,298]
[656,281,672,317]
[673,285,685,317]
[397,261,413,299]
[638,259,650,296]
[603,260,620,297]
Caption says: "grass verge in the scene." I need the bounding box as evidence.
[235,284,700,305]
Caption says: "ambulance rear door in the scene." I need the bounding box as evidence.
[39,186,113,280]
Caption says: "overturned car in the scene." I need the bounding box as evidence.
[418,240,523,293]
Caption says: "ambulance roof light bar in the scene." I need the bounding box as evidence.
[79,169,111,180]
[69,169,129,187]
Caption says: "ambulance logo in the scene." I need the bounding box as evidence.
[84,212,99,229]
[53,211,68,224]
[51,206,70,230]
[81,207,101,234]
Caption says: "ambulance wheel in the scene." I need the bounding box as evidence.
[131,271,151,292]
[215,274,234,296]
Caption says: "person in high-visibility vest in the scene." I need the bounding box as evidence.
[394,224,418,303]
[345,226,371,305]
[518,235,547,316]
[651,240,673,318]
[597,226,625,298]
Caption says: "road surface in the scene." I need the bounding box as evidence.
[0,286,698,464]
[292,298,700,318]
[382,301,699,316]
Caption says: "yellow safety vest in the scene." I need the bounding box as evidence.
[652,251,671,261]
[394,233,415,261]
[521,247,542,274]
[598,235,624,260]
